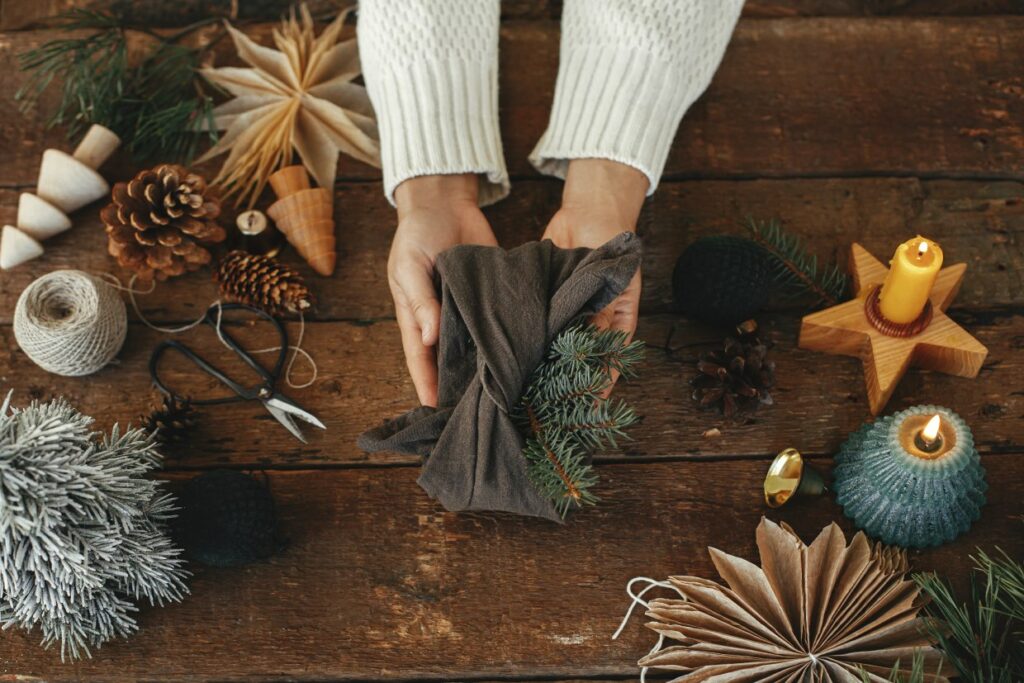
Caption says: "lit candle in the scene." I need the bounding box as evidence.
[834,405,987,548]
[877,236,943,324]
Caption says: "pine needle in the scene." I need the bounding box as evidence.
[912,548,1024,683]
[515,323,644,518]
[15,9,218,163]
[745,216,848,308]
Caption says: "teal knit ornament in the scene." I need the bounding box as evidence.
[834,405,987,549]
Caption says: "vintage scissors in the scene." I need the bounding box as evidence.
[149,303,325,443]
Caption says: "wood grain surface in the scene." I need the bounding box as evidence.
[1,311,1021,470]
[2,18,1024,188]
[0,178,1019,324]
[3,0,1021,29]
[1,457,1022,681]
[0,9,1021,683]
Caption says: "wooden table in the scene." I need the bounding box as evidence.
[1,2,1022,681]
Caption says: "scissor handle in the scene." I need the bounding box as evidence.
[203,303,289,384]
[150,339,257,405]
[149,304,289,406]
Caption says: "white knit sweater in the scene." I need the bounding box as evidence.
[358,0,744,206]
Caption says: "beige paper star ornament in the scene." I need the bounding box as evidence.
[640,519,950,682]
[199,5,380,206]
[799,243,988,415]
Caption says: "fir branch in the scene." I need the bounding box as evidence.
[0,391,188,661]
[515,323,644,517]
[525,404,583,506]
[746,216,848,308]
[912,548,1024,683]
[15,9,218,163]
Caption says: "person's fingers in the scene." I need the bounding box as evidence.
[593,271,641,397]
[394,300,439,407]
[395,265,442,346]
[390,265,442,406]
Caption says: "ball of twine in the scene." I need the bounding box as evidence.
[14,270,127,377]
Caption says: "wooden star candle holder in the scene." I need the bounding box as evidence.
[799,243,988,415]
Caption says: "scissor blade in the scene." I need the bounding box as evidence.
[265,396,326,430]
[264,401,308,443]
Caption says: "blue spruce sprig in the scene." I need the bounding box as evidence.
[515,323,644,517]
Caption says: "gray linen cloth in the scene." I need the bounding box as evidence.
[358,232,642,522]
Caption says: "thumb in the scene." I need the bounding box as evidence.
[398,269,442,346]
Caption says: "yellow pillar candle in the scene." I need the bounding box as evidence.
[878,236,943,324]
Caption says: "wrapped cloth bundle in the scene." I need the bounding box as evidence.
[359,233,642,522]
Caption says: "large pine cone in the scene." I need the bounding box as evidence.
[216,251,313,316]
[691,320,776,421]
[101,164,226,280]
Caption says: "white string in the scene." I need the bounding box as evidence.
[96,273,318,388]
[248,312,318,389]
[611,576,688,683]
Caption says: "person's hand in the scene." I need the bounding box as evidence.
[390,174,496,407]
[542,159,648,342]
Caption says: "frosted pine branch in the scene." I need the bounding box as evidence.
[0,391,188,660]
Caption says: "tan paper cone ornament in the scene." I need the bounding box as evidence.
[1,225,44,269]
[267,166,336,276]
[269,165,311,198]
[36,124,120,214]
[17,192,72,240]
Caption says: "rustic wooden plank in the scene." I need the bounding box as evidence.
[2,18,1023,187]
[4,0,1021,30]
[1,310,1020,469]
[0,178,1019,324]
[1,458,1020,681]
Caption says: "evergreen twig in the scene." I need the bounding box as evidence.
[912,548,1024,683]
[746,216,848,308]
[515,323,644,517]
[859,652,928,682]
[15,9,219,163]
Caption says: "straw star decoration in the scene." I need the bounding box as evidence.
[639,519,950,682]
[199,5,380,206]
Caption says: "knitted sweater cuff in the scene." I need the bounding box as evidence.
[370,59,510,207]
[529,45,702,196]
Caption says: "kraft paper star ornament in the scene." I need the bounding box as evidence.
[799,243,988,415]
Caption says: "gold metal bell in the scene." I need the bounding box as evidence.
[763,448,827,508]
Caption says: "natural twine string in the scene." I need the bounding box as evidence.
[14,270,128,377]
[97,273,317,389]
[611,576,687,683]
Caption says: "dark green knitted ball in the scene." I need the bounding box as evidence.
[179,470,280,567]
[672,236,773,326]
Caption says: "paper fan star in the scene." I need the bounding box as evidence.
[199,5,380,206]
[639,518,950,682]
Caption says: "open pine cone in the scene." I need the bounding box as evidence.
[101,164,226,280]
[143,395,198,455]
[691,320,775,420]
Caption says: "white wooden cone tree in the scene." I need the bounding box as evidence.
[1,124,119,269]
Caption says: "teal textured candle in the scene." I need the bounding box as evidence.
[833,405,987,549]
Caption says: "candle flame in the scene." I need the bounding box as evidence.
[917,240,930,258]
[922,414,941,442]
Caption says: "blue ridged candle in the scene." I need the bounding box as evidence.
[833,405,987,549]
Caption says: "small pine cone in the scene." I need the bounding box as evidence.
[690,320,776,421]
[143,395,198,453]
[101,164,226,281]
[216,250,313,316]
